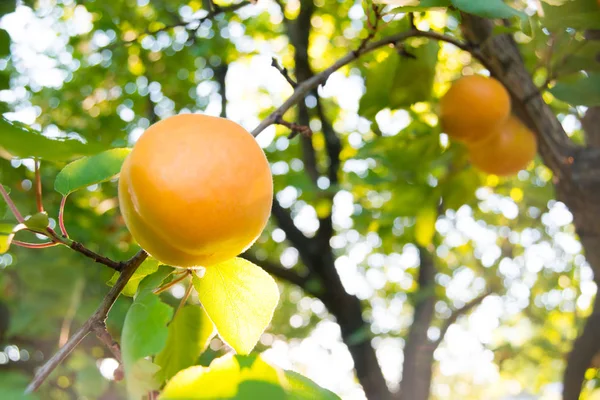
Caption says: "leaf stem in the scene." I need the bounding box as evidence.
[58,196,69,238]
[34,160,44,213]
[0,183,25,223]
[12,240,59,249]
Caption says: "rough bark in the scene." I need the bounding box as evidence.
[459,15,600,400]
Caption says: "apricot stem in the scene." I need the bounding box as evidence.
[153,270,189,295]
[172,278,194,321]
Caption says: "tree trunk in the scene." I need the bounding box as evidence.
[397,248,436,400]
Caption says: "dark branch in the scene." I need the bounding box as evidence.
[271,58,297,88]
[583,107,600,148]
[25,250,148,393]
[271,200,313,256]
[70,242,125,272]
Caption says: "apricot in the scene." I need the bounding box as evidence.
[118,114,273,268]
[439,75,511,143]
[467,116,537,176]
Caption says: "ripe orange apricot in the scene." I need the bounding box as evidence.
[118,114,273,268]
[467,116,537,176]
[439,75,511,143]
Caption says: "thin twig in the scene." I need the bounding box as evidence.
[25,250,148,394]
[251,29,480,137]
[275,115,312,139]
[172,278,194,322]
[271,58,297,88]
[58,196,69,238]
[59,278,85,347]
[122,1,250,45]
[0,183,24,223]
[34,160,44,213]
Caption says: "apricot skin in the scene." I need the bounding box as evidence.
[467,116,537,176]
[118,114,273,268]
[440,75,511,143]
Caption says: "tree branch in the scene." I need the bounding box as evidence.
[251,29,481,138]
[583,107,600,148]
[434,290,492,348]
[271,58,297,88]
[69,241,125,272]
[92,321,122,363]
[25,250,148,394]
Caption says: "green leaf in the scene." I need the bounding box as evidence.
[450,0,525,19]
[24,212,49,231]
[360,42,439,119]
[161,354,340,400]
[54,148,131,196]
[378,0,450,11]
[543,0,600,31]
[359,50,401,120]
[550,74,600,106]
[389,41,439,109]
[107,257,160,297]
[155,305,216,382]
[0,222,24,254]
[0,117,106,161]
[0,29,10,58]
[122,273,174,399]
[192,257,279,355]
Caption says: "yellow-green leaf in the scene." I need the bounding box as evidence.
[160,354,340,400]
[155,305,216,382]
[415,207,437,247]
[192,257,279,355]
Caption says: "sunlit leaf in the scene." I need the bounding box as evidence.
[450,0,525,19]
[54,148,131,196]
[0,117,106,161]
[192,257,279,355]
[161,354,340,400]
[155,305,216,382]
[550,74,600,106]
